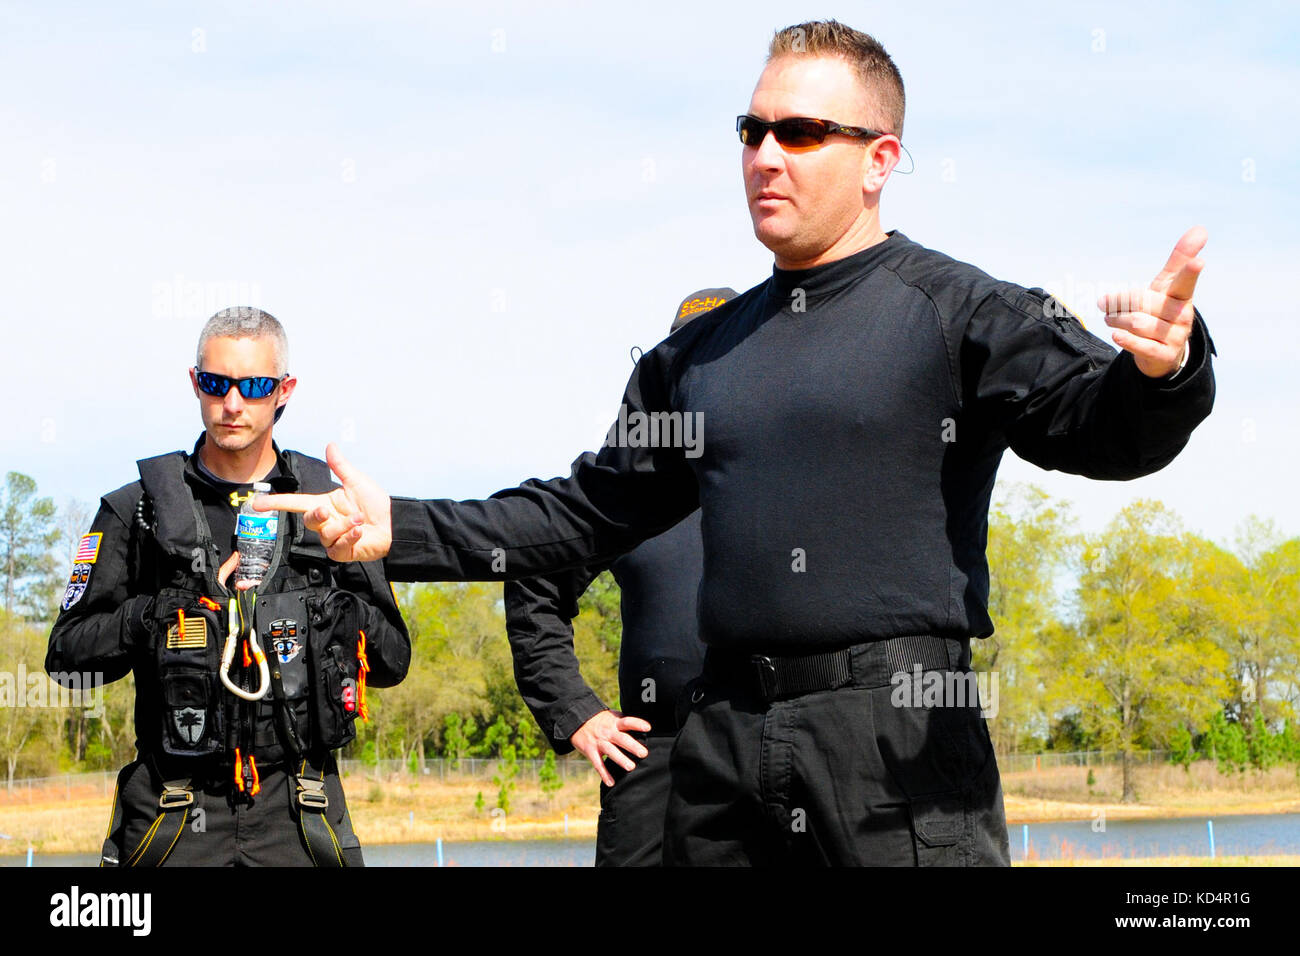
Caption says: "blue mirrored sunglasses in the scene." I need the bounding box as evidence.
[194,368,286,399]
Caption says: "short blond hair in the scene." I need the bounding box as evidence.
[768,20,905,139]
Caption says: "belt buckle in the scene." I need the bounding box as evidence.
[751,655,778,700]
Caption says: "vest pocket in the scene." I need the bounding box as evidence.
[151,590,225,757]
[160,665,222,755]
[307,590,364,750]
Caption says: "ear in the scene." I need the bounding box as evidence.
[189,366,201,399]
[862,135,902,197]
[276,374,298,411]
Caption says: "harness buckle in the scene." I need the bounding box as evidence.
[296,777,329,811]
[158,782,194,810]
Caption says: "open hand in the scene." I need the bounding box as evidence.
[570,710,652,786]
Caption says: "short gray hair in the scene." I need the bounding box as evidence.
[196,307,289,375]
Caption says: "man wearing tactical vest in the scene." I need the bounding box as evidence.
[46,306,411,867]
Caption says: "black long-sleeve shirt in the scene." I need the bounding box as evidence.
[504,508,705,751]
[386,232,1216,652]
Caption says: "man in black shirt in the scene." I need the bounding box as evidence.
[266,22,1215,865]
[46,307,410,866]
[505,288,732,866]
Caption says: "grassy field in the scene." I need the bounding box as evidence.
[1,759,1297,862]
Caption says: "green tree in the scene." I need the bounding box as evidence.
[0,616,56,787]
[1191,520,1300,750]
[1045,500,1231,802]
[0,472,58,619]
[539,750,563,801]
[443,713,473,767]
[980,483,1075,753]
[572,571,621,710]
[493,742,518,814]
[1168,724,1195,770]
[515,718,541,761]
[1203,710,1249,773]
[478,714,511,757]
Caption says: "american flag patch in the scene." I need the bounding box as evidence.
[74,533,103,565]
[167,616,208,649]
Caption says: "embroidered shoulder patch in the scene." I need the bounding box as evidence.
[62,564,93,611]
[74,532,103,565]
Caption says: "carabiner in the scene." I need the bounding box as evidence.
[220,590,270,701]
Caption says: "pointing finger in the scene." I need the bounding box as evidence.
[1150,225,1207,298]
[256,492,321,515]
[1163,256,1204,302]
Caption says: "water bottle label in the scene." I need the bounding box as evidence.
[236,514,278,540]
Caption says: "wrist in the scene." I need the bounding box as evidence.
[1164,342,1191,381]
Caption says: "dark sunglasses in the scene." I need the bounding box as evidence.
[194,368,286,399]
[736,114,885,149]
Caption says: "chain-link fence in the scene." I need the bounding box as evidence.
[0,770,117,801]
[0,756,601,801]
[336,757,599,782]
[997,750,1171,774]
[1,750,1179,798]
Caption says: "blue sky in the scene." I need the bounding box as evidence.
[2,0,1296,550]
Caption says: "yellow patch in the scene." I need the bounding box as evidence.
[74,532,103,565]
[167,617,208,649]
[677,296,728,321]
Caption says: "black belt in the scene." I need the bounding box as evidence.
[703,634,970,702]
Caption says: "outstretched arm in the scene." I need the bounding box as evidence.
[965,228,1216,479]
[261,346,700,582]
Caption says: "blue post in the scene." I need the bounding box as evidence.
[408,811,414,826]
[1022,824,1029,860]
[26,846,33,868]
[1207,820,1215,859]
[436,837,444,867]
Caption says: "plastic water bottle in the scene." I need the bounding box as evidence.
[236,481,277,585]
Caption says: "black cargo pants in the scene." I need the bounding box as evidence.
[103,753,363,867]
[595,731,675,867]
[663,636,1011,866]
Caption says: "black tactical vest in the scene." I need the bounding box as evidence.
[133,450,366,766]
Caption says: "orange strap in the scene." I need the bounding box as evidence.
[242,640,251,667]
[233,749,261,796]
[198,596,221,611]
[356,631,370,721]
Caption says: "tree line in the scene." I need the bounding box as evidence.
[1,470,1298,802]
